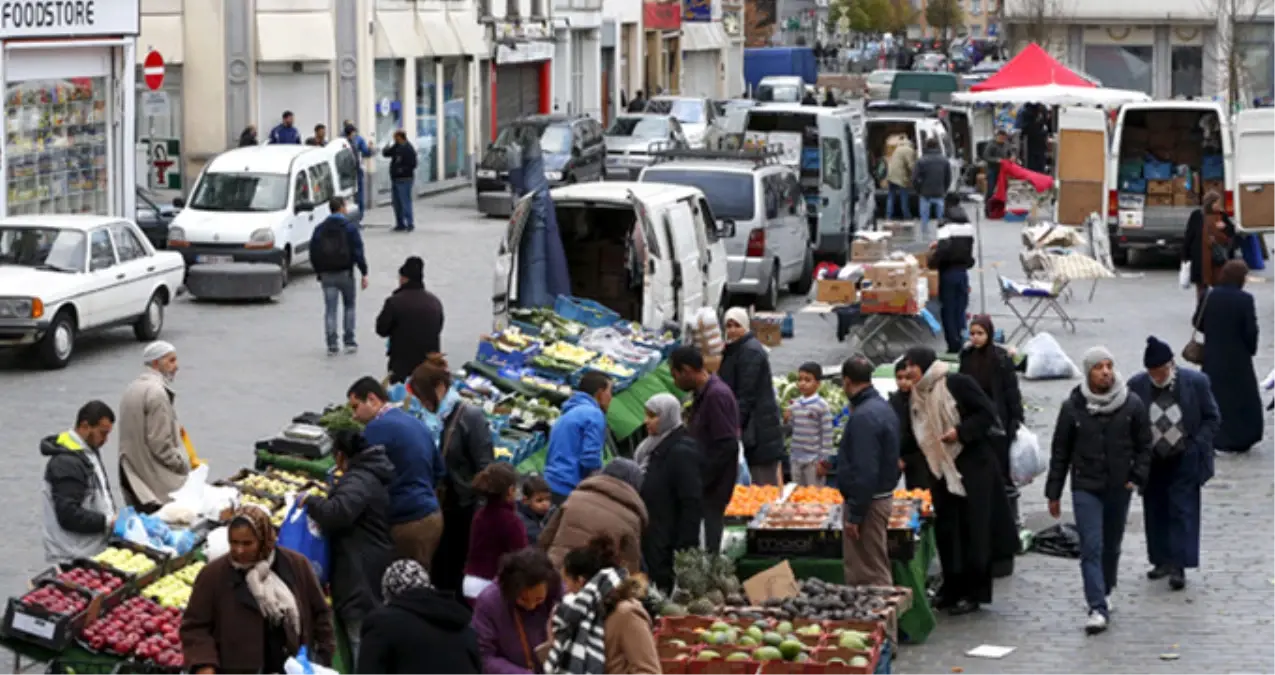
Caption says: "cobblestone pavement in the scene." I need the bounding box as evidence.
[2,190,1271,671]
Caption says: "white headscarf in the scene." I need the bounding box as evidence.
[633,393,684,473]
[723,307,751,340]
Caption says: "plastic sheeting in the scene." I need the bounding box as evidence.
[510,133,572,308]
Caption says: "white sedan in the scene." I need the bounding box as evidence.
[0,215,186,369]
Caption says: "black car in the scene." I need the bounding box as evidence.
[135,187,183,249]
[474,114,606,217]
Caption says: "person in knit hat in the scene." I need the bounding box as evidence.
[376,255,445,384]
[1128,336,1220,592]
[1045,345,1152,635]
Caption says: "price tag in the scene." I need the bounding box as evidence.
[11,610,56,640]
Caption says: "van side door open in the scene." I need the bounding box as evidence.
[1234,108,1275,234]
[664,200,706,322]
[627,192,675,328]
[691,196,729,309]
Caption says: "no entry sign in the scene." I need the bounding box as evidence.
[143,50,165,91]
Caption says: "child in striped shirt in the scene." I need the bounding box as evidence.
[786,362,835,486]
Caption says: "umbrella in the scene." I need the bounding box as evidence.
[953,83,1151,106]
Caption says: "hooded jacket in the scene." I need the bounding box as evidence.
[118,369,190,509]
[540,475,648,573]
[304,445,396,624]
[357,587,481,674]
[543,393,607,496]
[720,333,785,465]
[361,407,446,524]
[375,281,445,384]
[42,431,116,563]
[911,146,952,198]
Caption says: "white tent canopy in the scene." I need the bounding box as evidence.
[953,83,1151,106]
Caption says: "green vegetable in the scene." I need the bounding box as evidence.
[318,405,364,432]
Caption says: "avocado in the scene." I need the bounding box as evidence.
[665,638,687,648]
[725,652,751,662]
[746,625,765,641]
[711,621,732,632]
[775,620,794,635]
[737,635,758,647]
[838,631,868,650]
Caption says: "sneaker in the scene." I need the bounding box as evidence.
[344,344,358,355]
[1085,610,1108,635]
[326,347,339,356]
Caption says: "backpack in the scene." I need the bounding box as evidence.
[311,218,352,273]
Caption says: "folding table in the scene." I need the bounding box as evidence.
[997,275,1076,346]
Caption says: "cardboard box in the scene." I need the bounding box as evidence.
[1171,176,1189,194]
[815,278,858,305]
[864,261,919,291]
[1174,144,1201,167]
[912,250,929,269]
[1173,191,1198,207]
[851,238,889,262]
[860,288,920,315]
[751,312,785,348]
[1146,194,1175,207]
[1146,179,1175,196]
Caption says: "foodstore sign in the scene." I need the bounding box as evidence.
[0,0,139,39]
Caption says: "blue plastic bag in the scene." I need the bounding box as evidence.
[277,503,330,585]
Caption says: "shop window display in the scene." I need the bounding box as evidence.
[444,60,468,180]
[415,60,439,191]
[6,78,109,216]
[1084,45,1153,95]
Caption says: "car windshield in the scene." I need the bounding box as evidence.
[641,169,755,221]
[189,173,290,212]
[648,99,705,124]
[538,125,573,154]
[0,226,86,272]
[758,84,802,102]
[607,117,669,138]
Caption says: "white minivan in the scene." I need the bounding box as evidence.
[492,182,731,331]
[167,140,362,285]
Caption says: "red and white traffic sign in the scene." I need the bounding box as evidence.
[143,51,165,91]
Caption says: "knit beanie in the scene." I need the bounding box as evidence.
[1082,346,1115,374]
[1143,336,1173,369]
[399,256,424,282]
[602,458,644,492]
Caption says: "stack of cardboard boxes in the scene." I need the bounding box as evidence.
[570,238,635,318]
[860,257,926,315]
[1116,112,1225,211]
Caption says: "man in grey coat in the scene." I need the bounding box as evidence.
[118,341,190,513]
[912,138,952,238]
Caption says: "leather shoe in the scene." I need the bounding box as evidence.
[947,599,981,616]
[1168,568,1186,591]
[1146,565,1170,580]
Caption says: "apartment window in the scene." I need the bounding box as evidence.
[971,0,982,15]
[505,0,519,17]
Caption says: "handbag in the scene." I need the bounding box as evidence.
[434,405,462,509]
[1182,290,1209,365]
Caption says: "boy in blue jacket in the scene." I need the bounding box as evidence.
[543,372,612,504]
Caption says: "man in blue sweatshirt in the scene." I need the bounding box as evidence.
[347,376,445,570]
[268,111,302,145]
[543,372,612,505]
[310,197,369,355]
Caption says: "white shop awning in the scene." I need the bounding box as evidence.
[449,13,489,56]
[256,12,337,62]
[135,15,184,64]
[681,22,728,51]
[375,11,428,59]
[418,11,461,56]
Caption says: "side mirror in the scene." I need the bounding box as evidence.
[172,197,186,208]
[716,219,737,239]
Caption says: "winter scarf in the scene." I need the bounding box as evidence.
[1079,346,1129,415]
[227,506,300,636]
[910,361,966,496]
[633,393,683,473]
[388,380,462,445]
[544,567,625,674]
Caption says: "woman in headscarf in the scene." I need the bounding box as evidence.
[540,459,648,575]
[635,393,703,592]
[901,346,1018,616]
[1194,260,1263,453]
[719,307,786,484]
[357,560,482,674]
[958,315,1026,529]
[182,505,334,674]
[1182,190,1238,300]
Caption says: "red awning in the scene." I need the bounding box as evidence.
[970,43,1095,92]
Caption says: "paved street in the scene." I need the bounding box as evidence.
[2,189,1271,672]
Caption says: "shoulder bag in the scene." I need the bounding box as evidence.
[1182,290,1209,365]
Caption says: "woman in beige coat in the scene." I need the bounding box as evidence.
[539,459,648,575]
[117,342,190,512]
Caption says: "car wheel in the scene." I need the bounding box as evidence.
[133,291,165,341]
[789,249,815,295]
[37,310,76,370]
[756,265,780,311]
[280,250,292,287]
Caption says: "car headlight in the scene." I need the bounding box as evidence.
[0,297,42,319]
[167,225,187,246]
[246,228,275,248]
[545,171,563,182]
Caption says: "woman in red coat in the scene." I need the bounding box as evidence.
[462,463,529,601]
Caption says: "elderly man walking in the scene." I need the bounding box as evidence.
[118,341,191,513]
[1129,336,1220,591]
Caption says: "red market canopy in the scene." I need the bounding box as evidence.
[970,43,1096,92]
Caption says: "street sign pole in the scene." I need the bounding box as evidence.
[143,49,166,189]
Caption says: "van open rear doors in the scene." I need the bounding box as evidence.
[491,193,536,330]
[1053,106,1108,226]
[1234,108,1274,234]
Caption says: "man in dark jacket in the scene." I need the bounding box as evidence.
[358,560,481,674]
[927,216,976,353]
[42,400,118,564]
[375,256,445,383]
[301,431,395,664]
[268,110,301,145]
[1046,347,1152,635]
[309,196,369,355]
[382,130,418,231]
[627,90,647,113]
[305,123,327,146]
[671,346,738,554]
[836,357,900,587]
[1129,337,1220,592]
[911,138,951,239]
[720,308,785,485]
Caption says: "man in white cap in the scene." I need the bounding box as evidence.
[117,341,190,513]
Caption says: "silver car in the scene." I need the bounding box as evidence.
[644,96,720,149]
[604,114,688,180]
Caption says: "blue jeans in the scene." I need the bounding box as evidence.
[938,267,970,353]
[320,271,357,349]
[1072,487,1133,617]
[354,170,366,214]
[886,183,912,219]
[919,196,945,238]
[390,179,414,230]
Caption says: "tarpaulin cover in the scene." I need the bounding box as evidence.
[991,159,1056,210]
[970,43,1095,92]
[510,134,572,308]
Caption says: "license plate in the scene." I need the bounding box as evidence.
[197,255,234,264]
[476,169,496,179]
[1118,210,1143,229]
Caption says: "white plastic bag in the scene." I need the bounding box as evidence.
[1009,428,1047,486]
[1023,332,1080,381]
[160,465,210,525]
[204,526,229,561]
[1178,261,1191,289]
[736,442,752,485]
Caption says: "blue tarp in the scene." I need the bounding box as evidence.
[510,136,571,308]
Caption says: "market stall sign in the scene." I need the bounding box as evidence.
[0,0,140,39]
[684,0,711,22]
[643,1,681,31]
[148,138,182,190]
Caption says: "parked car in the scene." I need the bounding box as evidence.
[865,70,898,100]
[604,113,688,180]
[475,114,606,217]
[912,53,949,72]
[0,216,186,369]
[644,96,721,149]
[135,187,183,250]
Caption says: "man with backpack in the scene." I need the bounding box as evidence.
[309,196,369,355]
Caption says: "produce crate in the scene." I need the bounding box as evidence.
[263,467,313,487]
[476,337,542,368]
[2,580,97,651]
[570,365,638,393]
[95,540,169,590]
[554,295,621,328]
[32,561,129,601]
[688,658,759,674]
[658,616,716,632]
[807,647,879,674]
[746,526,841,558]
[43,657,124,674]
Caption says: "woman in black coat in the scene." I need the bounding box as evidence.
[1194,260,1263,453]
[635,394,704,593]
[301,431,395,663]
[358,559,481,674]
[958,315,1025,527]
[1182,191,1239,300]
[888,360,929,490]
[720,309,786,484]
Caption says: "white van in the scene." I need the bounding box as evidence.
[167,140,362,285]
[492,182,731,331]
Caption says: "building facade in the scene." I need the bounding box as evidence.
[600,0,645,123]
[552,0,604,118]
[682,0,731,98]
[644,0,683,94]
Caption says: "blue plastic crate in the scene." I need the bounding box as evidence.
[1119,177,1147,194]
[1143,160,1173,180]
[476,337,541,368]
[571,366,638,393]
[780,313,794,338]
[554,295,621,328]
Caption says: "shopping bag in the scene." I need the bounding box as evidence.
[1022,332,1080,380]
[1008,427,1046,487]
[1178,262,1191,289]
[277,502,331,585]
[735,442,752,486]
[113,507,152,547]
[284,646,338,675]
